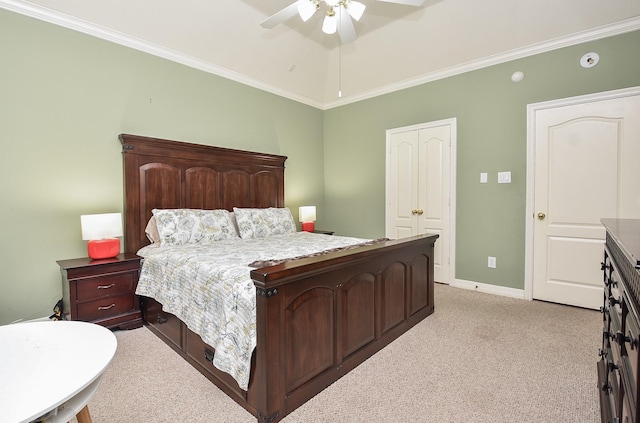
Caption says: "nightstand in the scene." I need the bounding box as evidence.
[313,230,334,235]
[57,253,142,330]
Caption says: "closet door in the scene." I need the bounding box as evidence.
[388,130,419,239]
[387,121,452,284]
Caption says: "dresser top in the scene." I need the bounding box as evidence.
[602,218,640,269]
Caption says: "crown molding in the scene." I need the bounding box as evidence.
[325,16,640,109]
[2,0,639,111]
[0,0,324,109]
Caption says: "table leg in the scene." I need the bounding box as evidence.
[76,405,93,423]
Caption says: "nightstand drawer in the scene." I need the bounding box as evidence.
[76,272,136,300]
[77,294,135,321]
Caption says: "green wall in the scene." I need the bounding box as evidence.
[323,30,640,289]
[0,10,325,325]
[1,7,639,325]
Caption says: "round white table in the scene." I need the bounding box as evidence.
[0,320,117,423]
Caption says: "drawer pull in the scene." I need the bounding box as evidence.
[630,331,638,350]
[598,348,607,358]
[97,303,116,311]
[97,283,115,289]
[615,331,638,349]
[609,296,621,307]
[156,315,167,324]
[204,348,214,363]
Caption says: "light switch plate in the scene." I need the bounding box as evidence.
[488,256,496,268]
[498,171,511,184]
[480,172,488,183]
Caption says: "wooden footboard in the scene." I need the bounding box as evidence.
[141,233,437,422]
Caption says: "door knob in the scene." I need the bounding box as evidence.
[537,212,546,220]
[417,209,424,215]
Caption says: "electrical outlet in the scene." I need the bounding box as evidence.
[488,256,496,268]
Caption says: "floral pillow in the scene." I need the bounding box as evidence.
[232,207,297,239]
[152,209,239,246]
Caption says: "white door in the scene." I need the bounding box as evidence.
[386,119,455,284]
[529,89,640,309]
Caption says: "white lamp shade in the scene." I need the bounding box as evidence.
[81,213,123,240]
[299,206,317,222]
[297,0,317,22]
[322,13,337,34]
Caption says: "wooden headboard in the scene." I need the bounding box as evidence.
[119,134,287,253]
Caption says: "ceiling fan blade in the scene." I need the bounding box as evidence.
[337,7,357,43]
[260,2,299,29]
[376,0,425,6]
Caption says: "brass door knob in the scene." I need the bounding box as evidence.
[537,212,546,220]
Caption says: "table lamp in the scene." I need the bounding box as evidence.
[81,213,123,259]
[299,206,316,232]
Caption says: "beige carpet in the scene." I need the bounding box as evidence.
[80,283,601,422]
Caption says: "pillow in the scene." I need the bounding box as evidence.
[152,209,239,246]
[145,216,161,244]
[232,207,297,239]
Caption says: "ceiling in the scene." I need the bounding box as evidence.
[2,0,640,109]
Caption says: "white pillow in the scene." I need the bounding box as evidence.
[232,207,297,239]
[152,209,239,246]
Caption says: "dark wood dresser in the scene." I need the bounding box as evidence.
[57,253,143,330]
[599,219,640,423]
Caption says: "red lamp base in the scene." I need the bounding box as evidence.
[301,222,315,232]
[87,238,120,260]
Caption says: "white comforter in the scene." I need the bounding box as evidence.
[136,231,366,390]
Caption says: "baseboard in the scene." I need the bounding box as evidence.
[450,279,526,300]
[10,315,52,324]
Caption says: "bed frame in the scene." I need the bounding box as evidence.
[120,133,438,422]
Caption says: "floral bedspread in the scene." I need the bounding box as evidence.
[135,231,366,390]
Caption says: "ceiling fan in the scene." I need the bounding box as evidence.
[261,0,425,44]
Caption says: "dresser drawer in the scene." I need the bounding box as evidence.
[599,359,616,423]
[611,309,624,360]
[76,294,135,321]
[623,297,640,422]
[608,267,623,329]
[75,272,136,300]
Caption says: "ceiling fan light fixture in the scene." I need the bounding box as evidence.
[297,0,318,22]
[345,1,366,21]
[322,9,338,34]
[263,0,424,43]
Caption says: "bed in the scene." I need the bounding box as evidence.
[120,133,438,423]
